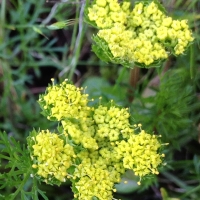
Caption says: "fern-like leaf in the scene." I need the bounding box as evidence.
[0,131,48,200]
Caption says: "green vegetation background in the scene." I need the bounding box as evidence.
[0,0,200,199]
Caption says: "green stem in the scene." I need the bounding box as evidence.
[69,26,85,80]
[113,67,127,91]
[128,67,140,102]
[69,4,79,53]
[190,43,195,79]
[68,0,86,80]
[4,24,45,29]
[0,0,6,43]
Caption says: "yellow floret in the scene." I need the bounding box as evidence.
[162,17,173,27]
[121,2,131,12]
[96,0,107,7]
[132,2,144,15]
[145,2,159,16]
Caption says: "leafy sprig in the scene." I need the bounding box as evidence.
[0,131,48,200]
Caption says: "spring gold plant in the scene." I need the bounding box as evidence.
[0,0,196,200]
[27,79,166,200]
[86,0,194,67]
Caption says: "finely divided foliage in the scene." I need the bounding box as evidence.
[0,131,48,200]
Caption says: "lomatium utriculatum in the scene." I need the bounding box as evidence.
[85,0,194,67]
[27,79,166,200]
[25,1,193,199]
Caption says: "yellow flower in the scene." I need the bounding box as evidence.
[94,105,132,142]
[30,80,167,197]
[117,129,164,181]
[38,79,90,121]
[31,130,75,183]
[87,0,194,66]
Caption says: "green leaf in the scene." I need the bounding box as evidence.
[82,76,128,106]
[115,177,139,194]
[38,189,48,200]
[153,0,167,14]
[160,188,180,200]
[0,194,5,200]
[92,197,99,200]
[160,188,169,200]
[32,26,48,39]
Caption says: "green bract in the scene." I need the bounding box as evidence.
[92,35,131,68]
[85,0,194,68]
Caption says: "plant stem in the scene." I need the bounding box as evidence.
[69,4,79,54]
[0,0,6,43]
[128,67,140,102]
[190,43,195,79]
[68,0,86,80]
[113,67,127,91]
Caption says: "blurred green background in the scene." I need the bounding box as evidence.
[0,0,200,199]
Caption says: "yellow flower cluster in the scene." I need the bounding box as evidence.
[87,0,194,66]
[93,105,133,141]
[29,81,166,199]
[115,130,165,184]
[74,148,124,200]
[62,120,98,150]
[31,130,75,183]
[74,162,114,199]
[38,79,89,121]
